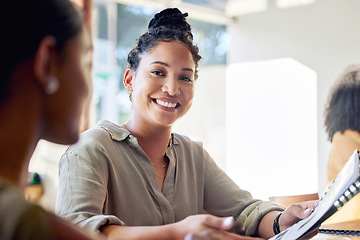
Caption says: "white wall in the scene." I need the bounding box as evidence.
[227,0,360,195]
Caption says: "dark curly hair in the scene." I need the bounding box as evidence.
[0,0,82,100]
[127,8,202,80]
[324,64,360,141]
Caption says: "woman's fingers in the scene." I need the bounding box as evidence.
[203,215,234,230]
[296,200,318,211]
[282,200,318,224]
[183,215,265,240]
[279,200,320,238]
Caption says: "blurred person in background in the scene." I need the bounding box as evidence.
[324,64,360,224]
[0,0,101,239]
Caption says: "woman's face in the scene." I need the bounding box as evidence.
[128,41,195,128]
[45,25,92,144]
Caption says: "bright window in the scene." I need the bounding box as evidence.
[226,58,318,200]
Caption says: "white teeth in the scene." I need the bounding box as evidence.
[156,99,177,108]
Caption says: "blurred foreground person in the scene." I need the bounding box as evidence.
[0,0,102,239]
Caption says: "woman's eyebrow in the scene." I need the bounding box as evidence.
[182,68,194,73]
[150,61,194,73]
[150,61,169,67]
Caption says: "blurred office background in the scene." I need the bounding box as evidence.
[29,0,360,211]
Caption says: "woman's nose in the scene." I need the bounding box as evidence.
[161,77,180,96]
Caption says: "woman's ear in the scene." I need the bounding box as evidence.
[123,69,134,93]
[33,36,59,94]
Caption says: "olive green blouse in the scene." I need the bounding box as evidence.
[56,120,283,236]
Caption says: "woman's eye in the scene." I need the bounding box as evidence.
[179,76,192,82]
[151,70,164,76]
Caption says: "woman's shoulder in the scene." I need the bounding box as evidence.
[65,120,129,158]
[78,120,128,144]
[61,121,129,169]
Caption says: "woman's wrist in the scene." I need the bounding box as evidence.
[256,211,283,239]
[273,212,282,235]
[165,222,183,240]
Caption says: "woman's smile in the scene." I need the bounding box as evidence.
[153,98,181,109]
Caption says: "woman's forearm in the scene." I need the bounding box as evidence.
[101,224,178,240]
[100,215,243,240]
[255,211,281,239]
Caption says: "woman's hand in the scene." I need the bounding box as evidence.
[279,200,319,239]
[177,214,264,240]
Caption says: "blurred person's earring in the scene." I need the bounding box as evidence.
[45,75,59,95]
[128,88,133,101]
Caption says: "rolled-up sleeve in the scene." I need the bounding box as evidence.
[55,142,124,232]
[233,199,284,236]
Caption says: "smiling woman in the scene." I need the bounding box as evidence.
[55,7,317,240]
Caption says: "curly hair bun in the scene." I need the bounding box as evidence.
[148,8,192,37]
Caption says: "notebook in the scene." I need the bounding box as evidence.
[269,149,360,240]
[319,219,360,236]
